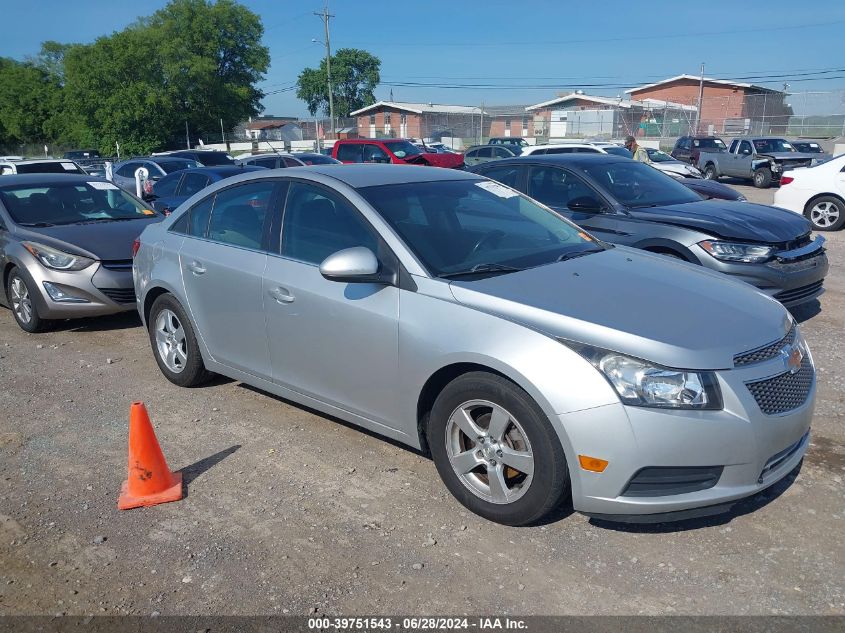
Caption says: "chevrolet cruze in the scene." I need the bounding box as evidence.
[133,165,814,525]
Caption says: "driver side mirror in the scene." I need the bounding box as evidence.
[319,247,383,284]
[567,196,604,213]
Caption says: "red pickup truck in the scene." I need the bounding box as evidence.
[332,139,464,169]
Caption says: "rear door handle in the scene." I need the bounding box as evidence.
[187,261,206,275]
[269,286,295,304]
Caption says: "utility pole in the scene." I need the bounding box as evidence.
[695,62,705,135]
[315,2,335,138]
[185,120,191,149]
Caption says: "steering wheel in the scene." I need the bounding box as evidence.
[470,230,506,256]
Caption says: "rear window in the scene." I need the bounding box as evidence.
[184,152,234,166]
[16,162,84,175]
[695,138,726,149]
[158,159,199,173]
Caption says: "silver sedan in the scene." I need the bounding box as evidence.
[133,165,814,525]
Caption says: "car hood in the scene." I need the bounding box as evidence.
[680,178,744,201]
[627,200,810,242]
[15,216,162,261]
[449,247,790,370]
[405,153,464,168]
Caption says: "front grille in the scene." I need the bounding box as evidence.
[758,432,808,482]
[100,259,133,271]
[776,233,812,252]
[745,357,813,415]
[97,287,136,304]
[734,325,796,367]
[774,280,824,304]
[621,466,723,497]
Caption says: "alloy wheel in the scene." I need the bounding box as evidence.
[9,277,32,324]
[154,308,188,373]
[810,201,840,228]
[445,399,534,505]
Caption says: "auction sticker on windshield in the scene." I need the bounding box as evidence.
[61,162,78,171]
[88,181,120,190]
[475,181,518,198]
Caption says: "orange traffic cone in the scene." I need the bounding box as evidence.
[118,402,183,510]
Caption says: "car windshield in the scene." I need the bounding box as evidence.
[603,146,633,158]
[383,140,423,158]
[793,142,822,153]
[581,160,702,208]
[753,139,795,153]
[646,149,676,163]
[359,179,603,278]
[158,159,200,173]
[0,181,157,225]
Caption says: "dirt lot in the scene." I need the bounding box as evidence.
[1,183,843,616]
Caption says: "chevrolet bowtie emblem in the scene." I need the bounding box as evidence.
[782,345,804,374]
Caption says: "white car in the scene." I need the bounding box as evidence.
[521,143,606,156]
[773,154,845,231]
[645,148,703,178]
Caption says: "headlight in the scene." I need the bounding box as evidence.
[699,240,774,263]
[22,242,95,271]
[565,342,722,409]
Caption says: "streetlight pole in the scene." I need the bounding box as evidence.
[314,2,335,139]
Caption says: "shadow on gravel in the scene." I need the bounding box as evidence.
[181,444,241,497]
[588,460,803,533]
[236,383,428,458]
[51,312,142,332]
[790,299,821,323]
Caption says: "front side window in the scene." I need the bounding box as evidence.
[0,182,156,226]
[207,181,275,249]
[529,166,600,209]
[253,157,278,169]
[479,165,524,190]
[363,144,390,163]
[580,161,701,208]
[739,141,753,155]
[281,182,378,265]
[179,173,211,197]
[359,179,600,277]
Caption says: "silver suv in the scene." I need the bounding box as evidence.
[133,165,814,525]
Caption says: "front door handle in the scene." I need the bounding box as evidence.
[187,261,206,275]
[269,286,295,304]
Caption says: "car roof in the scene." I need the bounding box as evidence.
[1,158,78,165]
[276,164,480,188]
[482,154,630,167]
[0,173,104,188]
[182,166,265,177]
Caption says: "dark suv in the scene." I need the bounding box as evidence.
[672,136,727,165]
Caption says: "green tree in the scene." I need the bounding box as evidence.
[296,48,380,117]
[0,58,62,147]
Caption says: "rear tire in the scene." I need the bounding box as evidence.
[804,196,845,231]
[427,372,570,526]
[753,167,772,188]
[703,164,718,180]
[147,293,213,387]
[6,267,52,333]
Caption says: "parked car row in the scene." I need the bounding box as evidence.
[0,158,823,526]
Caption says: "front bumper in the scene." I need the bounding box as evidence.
[560,346,815,519]
[15,254,137,319]
[688,243,828,307]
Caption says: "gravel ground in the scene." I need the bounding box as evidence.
[1,183,843,616]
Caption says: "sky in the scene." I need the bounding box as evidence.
[4,0,845,118]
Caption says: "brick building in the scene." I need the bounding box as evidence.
[626,75,791,135]
[350,101,485,141]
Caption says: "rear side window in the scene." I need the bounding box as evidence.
[154,173,182,197]
[178,173,211,197]
[478,147,493,158]
[337,143,363,163]
[116,162,139,177]
[187,197,214,238]
[282,157,303,167]
[207,181,275,250]
[253,157,278,169]
[481,165,524,190]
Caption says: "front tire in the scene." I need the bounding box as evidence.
[804,196,845,231]
[6,268,51,333]
[753,167,772,188]
[148,293,212,387]
[427,372,570,526]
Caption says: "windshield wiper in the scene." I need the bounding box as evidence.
[440,263,523,279]
[557,247,605,262]
[75,217,136,224]
[17,221,55,227]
